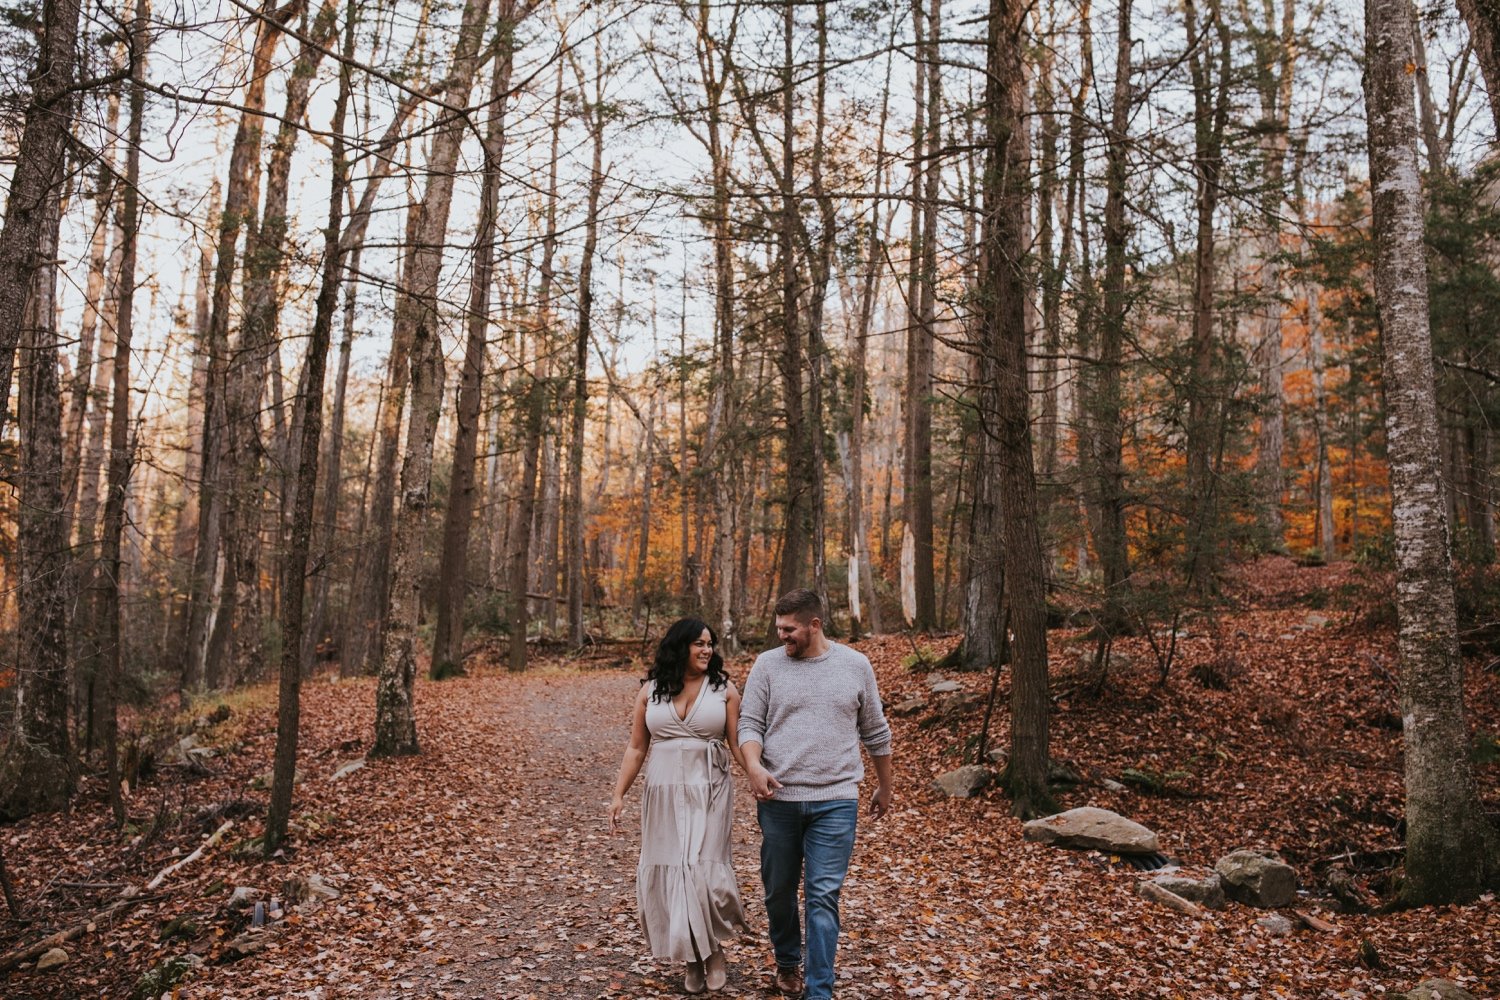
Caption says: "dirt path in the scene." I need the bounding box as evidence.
[386,668,773,999]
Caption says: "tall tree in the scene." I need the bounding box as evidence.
[566,34,609,648]
[978,0,1052,817]
[96,0,151,827]
[6,196,73,817]
[432,0,523,676]
[508,60,568,673]
[1182,0,1233,590]
[0,0,85,442]
[1364,0,1496,903]
[183,0,297,690]
[373,0,494,757]
[1088,0,1134,625]
[267,0,356,854]
[903,0,940,629]
[1244,0,1297,548]
[219,0,341,682]
[1456,0,1500,136]
[773,0,814,614]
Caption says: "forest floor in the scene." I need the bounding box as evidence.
[2,557,1498,999]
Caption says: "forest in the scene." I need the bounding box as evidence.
[0,0,1498,995]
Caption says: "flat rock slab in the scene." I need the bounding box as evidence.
[1022,806,1160,854]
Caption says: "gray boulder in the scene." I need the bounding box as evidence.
[1022,806,1160,854]
[35,948,69,971]
[931,765,992,798]
[1149,873,1225,910]
[1398,980,1478,1000]
[1214,849,1296,908]
[929,680,963,694]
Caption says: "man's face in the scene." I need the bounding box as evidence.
[775,613,819,659]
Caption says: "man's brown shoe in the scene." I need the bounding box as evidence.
[774,966,804,998]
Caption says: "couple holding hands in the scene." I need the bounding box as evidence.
[608,589,894,998]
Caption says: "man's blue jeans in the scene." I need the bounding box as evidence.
[757,798,859,999]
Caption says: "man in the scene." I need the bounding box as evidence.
[738,588,894,999]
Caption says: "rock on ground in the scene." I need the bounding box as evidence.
[1214,849,1297,908]
[931,765,992,798]
[35,947,68,971]
[1021,806,1160,854]
[1150,873,1226,910]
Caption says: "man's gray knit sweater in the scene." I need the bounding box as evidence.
[738,642,892,801]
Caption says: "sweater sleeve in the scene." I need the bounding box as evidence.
[857,658,892,756]
[739,658,769,748]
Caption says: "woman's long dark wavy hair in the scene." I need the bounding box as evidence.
[646,618,727,702]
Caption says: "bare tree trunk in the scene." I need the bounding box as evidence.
[632,387,657,627]
[1365,0,1497,902]
[432,6,518,674]
[221,0,340,684]
[1183,0,1232,592]
[1308,283,1335,560]
[339,10,439,680]
[1456,0,1500,136]
[1247,0,1296,549]
[303,237,361,671]
[7,192,73,817]
[979,0,1052,818]
[372,0,493,757]
[63,108,121,527]
[97,0,149,826]
[172,181,219,575]
[803,0,837,623]
[184,1,292,690]
[222,0,340,680]
[509,61,566,670]
[1090,0,1133,623]
[686,0,743,651]
[1065,0,1095,584]
[267,0,354,854]
[847,18,897,640]
[538,423,562,632]
[903,0,939,629]
[774,0,812,613]
[1033,4,1061,491]
[0,0,84,441]
[566,40,607,648]
[508,374,545,671]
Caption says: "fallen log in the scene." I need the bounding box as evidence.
[146,819,233,890]
[1137,879,1205,917]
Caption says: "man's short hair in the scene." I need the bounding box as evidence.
[773,588,823,621]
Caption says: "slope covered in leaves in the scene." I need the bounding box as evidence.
[2,558,1496,998]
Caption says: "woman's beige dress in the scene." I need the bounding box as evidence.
[637,679,748,961]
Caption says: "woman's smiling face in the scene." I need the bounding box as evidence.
[688,629,714,674]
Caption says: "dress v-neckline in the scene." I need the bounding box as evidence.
[674,676,708,723]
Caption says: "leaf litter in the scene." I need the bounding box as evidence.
[1,558,1496,998]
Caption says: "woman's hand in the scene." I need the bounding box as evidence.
[746,763,783,802]
[607,794,625,834]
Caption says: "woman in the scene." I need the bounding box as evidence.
[609,618,748,993]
